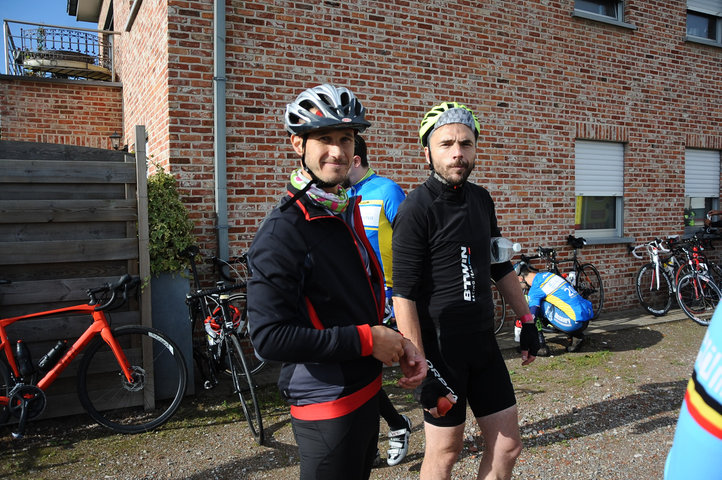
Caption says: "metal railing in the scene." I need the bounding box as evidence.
[3,20,120,81]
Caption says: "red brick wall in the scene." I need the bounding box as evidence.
[0,76,122,149]
[110,0,722,313]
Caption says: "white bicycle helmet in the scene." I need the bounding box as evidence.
[285,84,371,135]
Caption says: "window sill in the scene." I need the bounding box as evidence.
[685,36,722,49]
[579,236,635,246]
[571,10,637,30]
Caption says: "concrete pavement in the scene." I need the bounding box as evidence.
[495,305,692,351]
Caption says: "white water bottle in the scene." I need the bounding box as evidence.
[490,237,522,264]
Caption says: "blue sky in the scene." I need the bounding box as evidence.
[2,0,98,74]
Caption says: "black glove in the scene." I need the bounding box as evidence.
[520,322,540,356]
[414,360,457,416]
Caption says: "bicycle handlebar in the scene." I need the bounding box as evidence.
[186,281,246,301]
[88,274,141,311]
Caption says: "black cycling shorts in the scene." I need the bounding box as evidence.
[421,329,516,427]
[291,394,379,480]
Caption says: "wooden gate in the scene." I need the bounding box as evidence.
[0,140,147,419]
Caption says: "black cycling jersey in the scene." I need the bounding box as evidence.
[392,173,514,336]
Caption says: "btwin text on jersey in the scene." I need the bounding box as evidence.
[460,246,475,302]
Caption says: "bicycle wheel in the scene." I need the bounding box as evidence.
[635,263,673,316]
[676,273,722,326]
[575,263,604,320]
[226,333,264,445]
[0,360,11,425]
[490,279,506,334]
[229,293,265,376]
[77,325,187,434]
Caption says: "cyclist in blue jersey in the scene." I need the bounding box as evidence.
[346,135,412,467]
[346,135,407,325]
[516,262,593,356]
[665,304,722,479]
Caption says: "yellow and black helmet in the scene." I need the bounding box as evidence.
[418,101,481,147]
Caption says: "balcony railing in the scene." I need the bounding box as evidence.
[3,20,119,81]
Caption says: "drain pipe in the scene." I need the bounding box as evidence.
[213,0,229,263]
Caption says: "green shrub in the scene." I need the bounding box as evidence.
[147,168,196,275]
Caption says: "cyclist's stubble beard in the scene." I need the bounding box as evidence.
[428,151,474,186]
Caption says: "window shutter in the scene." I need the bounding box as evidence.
[685,148,721,197]
[575,141,624,196]
[688,0,722,15]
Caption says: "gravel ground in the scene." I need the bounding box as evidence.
[0,316,706,480]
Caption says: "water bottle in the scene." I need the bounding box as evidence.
[566,270,577,285]
[490,237,522,264]
[14,340,35,377]
[37,340,68,373]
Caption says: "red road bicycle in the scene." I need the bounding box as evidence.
[0,275,187,438]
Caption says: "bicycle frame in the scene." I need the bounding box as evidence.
[0,303,135,399]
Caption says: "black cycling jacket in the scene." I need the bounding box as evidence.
[247,182,385,419]
[392,173,514,336]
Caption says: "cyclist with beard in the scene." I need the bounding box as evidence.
[392,102,539,480]
[247,84,425,480]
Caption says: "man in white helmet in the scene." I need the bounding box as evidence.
[247,84,424,480]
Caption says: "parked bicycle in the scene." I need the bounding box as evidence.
[0,275,187,439]
[183,247,264,445]
[675,231,722,326]
[629,236,684,316]
[520,235,604,320]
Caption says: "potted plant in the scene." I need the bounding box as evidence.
[147,167,196,276]
[146,167,196,394]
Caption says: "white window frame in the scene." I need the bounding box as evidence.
[575,140,625,240]
[685,148,721,234]
[572,0,636,29]
[687,1,722,47]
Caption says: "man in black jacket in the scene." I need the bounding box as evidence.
[247,84,424,480]
[392,101,539,480]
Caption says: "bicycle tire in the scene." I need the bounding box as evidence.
[575,263,604,320]
[77,325,187,434]
[676,273,722,326]
[229,293,265,376]
[635,262,673,316]
[227,333,264,445]
[490,279,506,334]
[0,359,11,425]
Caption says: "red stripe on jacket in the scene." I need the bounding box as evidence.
[290,373,382,421]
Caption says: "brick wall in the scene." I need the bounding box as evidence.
[109,0,722,313]
[0,76,122,149]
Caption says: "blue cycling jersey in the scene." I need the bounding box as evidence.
[665,305,722,479]
[527,271,593,332]
[347,168,406,289]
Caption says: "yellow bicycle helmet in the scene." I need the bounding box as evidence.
[418,101,481,147]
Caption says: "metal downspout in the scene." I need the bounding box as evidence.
[213,0,229,262]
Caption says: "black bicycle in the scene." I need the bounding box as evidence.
[183,247,264,445]
[520,235,604,320]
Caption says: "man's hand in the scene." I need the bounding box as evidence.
[415,361,458,418]
[520,322,539,366]
[370,325,405,366]
[397,338,426,389]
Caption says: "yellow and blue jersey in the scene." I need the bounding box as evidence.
[527,271,593,331]
[347,169,406,288]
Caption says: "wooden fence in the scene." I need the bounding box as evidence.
[0,139,148,419]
